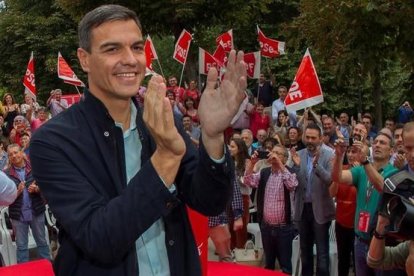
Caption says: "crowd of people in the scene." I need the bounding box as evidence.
[150,68,414,276]
[176,72,413,276]
[0,4,413,276]
[0,88,69,264]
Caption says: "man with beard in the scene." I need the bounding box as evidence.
[391,124,406,169]
[291,123,335,276]
[332,131,398,276]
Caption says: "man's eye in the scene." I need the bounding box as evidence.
[133,45,144,52]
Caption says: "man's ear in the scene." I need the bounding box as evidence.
[77,48,90,73]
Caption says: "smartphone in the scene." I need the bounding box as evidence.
[257,150,269,159]
[352,134,363,143]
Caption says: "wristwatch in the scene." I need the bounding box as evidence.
[373,229,385,240]
[361,157,370,166]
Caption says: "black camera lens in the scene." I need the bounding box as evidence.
[386,196,401,217]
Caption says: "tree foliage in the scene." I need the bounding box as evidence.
[289,0,414,125]
[0,0,411,125]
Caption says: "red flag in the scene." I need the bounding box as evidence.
[243,52,261,79]
[144,35,158,73]
[173,29,192,65]
[58,52,85,87]
[213,44,228,65]
[215,29,233,53]
[23,52,36,99]
[257,26,285,58]
[198,48,223,75]
[284,49,323,113]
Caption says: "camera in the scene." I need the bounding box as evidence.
[379,171,414,240]
[257,150,269,159]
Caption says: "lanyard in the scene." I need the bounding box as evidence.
[365,181,374,205]
[364,168,385,207]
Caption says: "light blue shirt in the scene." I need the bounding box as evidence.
[116,102,170,276]
[14,166,32,222]
[305,151,314,203]
[271,98,297,126]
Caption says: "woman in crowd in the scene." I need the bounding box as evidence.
[208,163,244,261]
[228,138,250,249]
[183,80,200,108]
[181,97,199,126]
[329,142,368,276]
[9,115,31,147]
[20,93,40,120]
[3,93,20,133]
[273,110,290,140]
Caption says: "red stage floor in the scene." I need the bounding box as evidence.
[207,261,287,276]
[0,259,288,276]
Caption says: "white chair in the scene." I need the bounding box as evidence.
[0,206,50,265]
[246,223,262,249]
[0,207,12,266]
[291,220,338,276]
[328,221,338,276]
[0,207,16,265]
[291,234,301,276]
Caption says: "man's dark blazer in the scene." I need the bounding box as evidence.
[30,89,233,275]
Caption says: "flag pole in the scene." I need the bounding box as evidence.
[178,63,186,89]
[156,59,165,79]
[74,85,81,96]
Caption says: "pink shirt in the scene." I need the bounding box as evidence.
[244,169,298,225]
[31,118,46,132]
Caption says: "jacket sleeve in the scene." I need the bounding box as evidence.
[30,135,179,265]
[0,171,17,205]
[173,118,233,217]
[313,151,333,185]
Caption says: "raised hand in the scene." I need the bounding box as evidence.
[290,147,300,166]
[334,137,347,156]
[144,75,186,158]
[144,75,186,185]
[198,50,247,138]
[393,153,406,170]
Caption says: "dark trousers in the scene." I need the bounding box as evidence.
[260,223,294,274]
[335,222,355,276]
[299,203,330,276]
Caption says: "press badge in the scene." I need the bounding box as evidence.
[358,211,370,233]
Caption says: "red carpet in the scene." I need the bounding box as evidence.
[207,261,287,276]
[0,259,54,276]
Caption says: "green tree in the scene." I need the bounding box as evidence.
[0,0,80,104]
[290,0,414,126]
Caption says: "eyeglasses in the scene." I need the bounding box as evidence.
[14,120,23,123]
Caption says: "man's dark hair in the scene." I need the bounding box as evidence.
[78,5,142,52]
[182,114,191,121]
[395,123,404,132]
[305,122,321,136]
[278,85,287,91]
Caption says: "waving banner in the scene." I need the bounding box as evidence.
[243,52,261,79]
[257,26,285,58]
[215,29,233,53]
[198,48,223,75]
[144,35,158,73]
[173,29,192,65]
[284,48,323,113]
[213,44,228,65]
[58,52,85,87]
[23,51,36,98]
